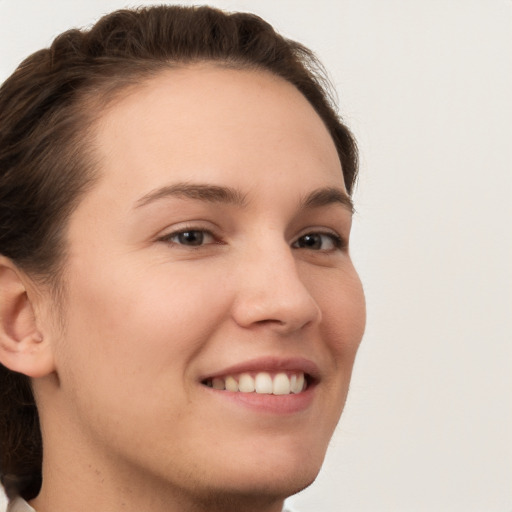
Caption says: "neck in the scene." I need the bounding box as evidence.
[32,391,293,512]
[31,447,287,512]
[31,428,286,512]
[31,491,285,512]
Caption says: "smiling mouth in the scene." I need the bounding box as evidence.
[202,371,310,395]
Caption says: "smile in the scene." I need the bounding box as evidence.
[203,371,307,395]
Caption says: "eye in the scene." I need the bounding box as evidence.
[292,232,343,251]
[159,229,216,247]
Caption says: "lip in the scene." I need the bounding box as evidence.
[199,356,320,415]
[203,384,316,414]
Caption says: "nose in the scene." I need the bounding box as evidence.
[230,242,322,334]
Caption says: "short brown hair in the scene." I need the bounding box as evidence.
[0,5,358,500]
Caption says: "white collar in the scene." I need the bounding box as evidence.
[6,497,35,512]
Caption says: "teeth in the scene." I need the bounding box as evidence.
[273,373,291,395]
[225,376,238,392]
[239,373,255,392]
[212,377,225,390]
[255,372,273,394]
[205,371,307,395]
[292,373,304,394]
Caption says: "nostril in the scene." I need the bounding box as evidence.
[255,318,285,326]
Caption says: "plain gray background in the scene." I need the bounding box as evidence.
[1,1,511,511]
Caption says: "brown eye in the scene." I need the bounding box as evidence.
[292,233,342,251]
[161,230,215,247]
[176,231,205,246]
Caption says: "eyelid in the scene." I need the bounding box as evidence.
[156,222,221,246]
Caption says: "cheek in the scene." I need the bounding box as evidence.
[310,263,366,332]
[314,266,366,361]
[56,264,230,399]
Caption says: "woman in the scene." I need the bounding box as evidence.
[0,5,365,512]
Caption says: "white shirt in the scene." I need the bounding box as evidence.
[6,498,34,512]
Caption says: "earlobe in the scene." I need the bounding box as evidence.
[0,257,55,378]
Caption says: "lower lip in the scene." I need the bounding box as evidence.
[202,383,316,415]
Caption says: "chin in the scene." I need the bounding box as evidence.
[249,467,318,498]
[194,468,319,512]
[198,415,335,497]
[210,447,325,501]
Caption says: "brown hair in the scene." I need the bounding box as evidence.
[0,5,358,501]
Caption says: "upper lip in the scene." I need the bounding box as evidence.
[200,356,321,381]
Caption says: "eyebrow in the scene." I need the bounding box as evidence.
[134,182,354,214]
[300,187,355,214]
[135,182,248,209]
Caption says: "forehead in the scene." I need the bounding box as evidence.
[89,64,344,206]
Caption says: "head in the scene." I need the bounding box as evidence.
[0,5,364,510]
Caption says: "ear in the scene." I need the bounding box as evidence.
[0,256,55,378]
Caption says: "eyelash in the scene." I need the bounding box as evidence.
[158,227,346,252]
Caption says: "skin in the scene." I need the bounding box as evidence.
[28,65,366,512]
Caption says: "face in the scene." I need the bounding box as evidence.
[41,65,365,507]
